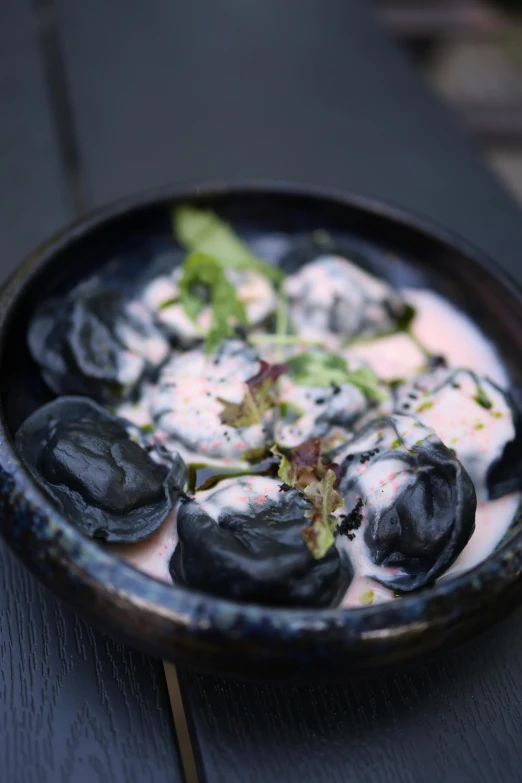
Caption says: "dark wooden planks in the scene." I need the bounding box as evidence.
[178,616,522,783]
[57,0,522,277]
[0,3,183,781]
[0,547,182,783]
[0,0,69,269]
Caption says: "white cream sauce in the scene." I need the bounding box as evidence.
[110,509,178,583]
[394,368,515,501]
[114,274,520,609]
[344,333,426,382]
[405,288,508,386]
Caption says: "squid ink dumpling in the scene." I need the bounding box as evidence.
[171,476,352,607]
[394,368,522,501]
[334,415,476,591]
[16,397,187,543]
[275,375,372,449]
[151,340,275,461]
[281,236,410,342]
[28,277,170,404]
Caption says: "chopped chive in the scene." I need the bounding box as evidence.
[158,297,178,310]
[473,386,492,409]
[250,334,323,346]
[359,590,375,606]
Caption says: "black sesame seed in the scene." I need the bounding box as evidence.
[402,403,410,410]
[338,498,364,536]
[429,355,447,369]
[315,398,325,405]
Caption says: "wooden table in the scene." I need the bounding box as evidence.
[1,1,522,781]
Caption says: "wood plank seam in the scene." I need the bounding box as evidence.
[30,0,87,215]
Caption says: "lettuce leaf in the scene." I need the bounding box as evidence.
[287,352,387,401]
[302,469,344,559]
[271,438,343,558]
[218,360,288,428]
[177,252,247,352]
[174,205,284,283]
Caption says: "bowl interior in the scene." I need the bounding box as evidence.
[2,186,522,572]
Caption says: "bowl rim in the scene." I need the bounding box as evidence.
[1,178,521,650]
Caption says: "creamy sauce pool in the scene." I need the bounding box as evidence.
[116,288,521,606]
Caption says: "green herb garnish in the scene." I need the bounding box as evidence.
[241,446,270,463]
[173,205,284,283]
[218,360,288,428]
[177,251,247,352]
[302,469,344,559]
[249,334,322,347]
[279,400,305,423]
[416,400,434,413]
[345,366,389,402]
[187,463,207,493]
[359,590,375,606]
[474,386,493,410]
[270,439,343,558]
[398,304,416,331]
[158,297,178,311]
[286,352,387,402]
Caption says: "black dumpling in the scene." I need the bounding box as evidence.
[28,298,81,396]
[28,276,168,404]
[16,397,187,543]
[335,415,476,591]
[279,233,373,275]
[170,480,352,607]
[487,403,522,499]
[480,383,521,500]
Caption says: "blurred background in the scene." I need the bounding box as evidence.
[375,0,522,202]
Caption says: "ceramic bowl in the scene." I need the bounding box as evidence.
[1,182,521,682]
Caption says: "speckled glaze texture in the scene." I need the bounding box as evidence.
[1,182,521,682]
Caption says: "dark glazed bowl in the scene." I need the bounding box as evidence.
[0,182,521,682]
